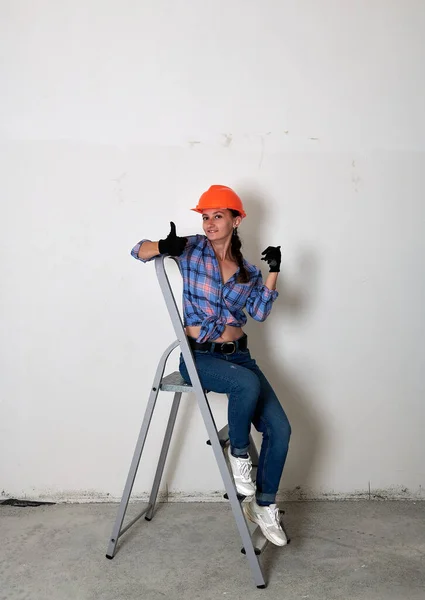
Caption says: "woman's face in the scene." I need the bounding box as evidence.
[201,208,240,242]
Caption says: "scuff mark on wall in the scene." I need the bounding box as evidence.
[111,172,127,203]
[259,132,271,169]
[351,159,361,192]
[188,140,201,148]
[222,133,233,147]
[12,484,423,504]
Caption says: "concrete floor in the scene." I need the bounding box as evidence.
[1,501,424,600]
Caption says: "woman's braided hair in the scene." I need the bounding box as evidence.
[229,209,250,283]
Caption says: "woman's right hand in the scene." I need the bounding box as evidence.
[158,222,188,256]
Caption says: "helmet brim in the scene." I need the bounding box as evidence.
[190,207,246,219]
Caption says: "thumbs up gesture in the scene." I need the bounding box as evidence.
[158,222,188,256]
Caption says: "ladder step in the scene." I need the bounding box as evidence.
[241,526,272,556]
[223,491,246,501]
[160,371,211,394]
[241,517,290,556]
[206,423,229,447]
[160,372,193,392]
[206,438,228,448]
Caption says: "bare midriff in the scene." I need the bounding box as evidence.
[184,325,245,343]
[185,257,245,342]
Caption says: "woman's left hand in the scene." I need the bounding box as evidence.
[261,246,281,272]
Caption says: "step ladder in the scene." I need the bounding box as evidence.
[106,255,282,588]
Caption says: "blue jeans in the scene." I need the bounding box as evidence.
[179,343,291,505]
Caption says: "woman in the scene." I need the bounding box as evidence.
[131,185,291,546]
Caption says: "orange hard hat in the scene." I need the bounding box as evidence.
[191,185,246,219]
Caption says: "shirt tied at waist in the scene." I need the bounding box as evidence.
[197,315,228,343]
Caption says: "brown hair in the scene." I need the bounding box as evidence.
[229,209,250,283]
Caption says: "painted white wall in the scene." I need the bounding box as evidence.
[1,1,424,502]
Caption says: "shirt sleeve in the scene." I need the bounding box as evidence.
[130,239,153,263]
[130,235,203,263]
[245,269,279,322]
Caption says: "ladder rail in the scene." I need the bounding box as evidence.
[155,256,266,588]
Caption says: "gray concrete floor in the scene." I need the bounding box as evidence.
[1,501,424,600]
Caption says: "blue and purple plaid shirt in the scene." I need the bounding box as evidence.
[131,235,278,343]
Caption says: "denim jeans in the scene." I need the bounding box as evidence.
[179,343,291,505]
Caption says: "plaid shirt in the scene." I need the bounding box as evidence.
[131,234,278,343]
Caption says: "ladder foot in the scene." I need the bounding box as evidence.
[105,554,114,560]
[257,584,267,589]
[145,516,152,522]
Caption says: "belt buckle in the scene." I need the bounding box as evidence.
[221,341,236,355]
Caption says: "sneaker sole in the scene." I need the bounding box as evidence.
[244,503,287,547]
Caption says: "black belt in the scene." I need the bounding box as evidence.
[187,334,248,355]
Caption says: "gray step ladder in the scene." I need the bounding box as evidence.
[106,255,278,588]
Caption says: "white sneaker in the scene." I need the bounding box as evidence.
[226,445,255,497]
[244,498,287,546]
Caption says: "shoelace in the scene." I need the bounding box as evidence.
[265,504,281,527]
[236,458,252,481]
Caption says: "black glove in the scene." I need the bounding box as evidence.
[158,222,188,256]
[261,245,281,272]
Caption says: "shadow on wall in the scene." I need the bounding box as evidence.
[238,184,325,503]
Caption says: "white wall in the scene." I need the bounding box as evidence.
[1,0,424,502]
